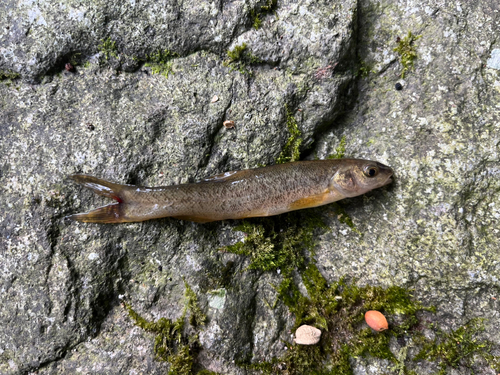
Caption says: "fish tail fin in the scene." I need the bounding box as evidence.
[67,175,133,223]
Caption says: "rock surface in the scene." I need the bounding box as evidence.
[0,0,499,374]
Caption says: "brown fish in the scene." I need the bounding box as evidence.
[67,159,393,223]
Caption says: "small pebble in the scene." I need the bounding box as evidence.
[395,82,403,91]
[365,310,389,332]
[211,95,219,103]
[294,325,321,345]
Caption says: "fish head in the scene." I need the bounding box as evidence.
[329,160,394,198]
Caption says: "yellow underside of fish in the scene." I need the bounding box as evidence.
[288,189,332,211]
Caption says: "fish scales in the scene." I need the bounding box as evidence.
[119,163,331,220]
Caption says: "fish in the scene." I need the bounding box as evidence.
[67,159,393,223]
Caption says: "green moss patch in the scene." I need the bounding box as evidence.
[221,213,326,278]
[98,37,118,60]
[223,43,262,75]
[250,0,278,29]
[276,105,303,164]
[145,49,180,78]
[126,280,216,375]
[358,60,373,78]
[327,136,346,160]
[393,31,421,78]
[415,318,500,374]
[0,70,20,81]
[184,282,207,327]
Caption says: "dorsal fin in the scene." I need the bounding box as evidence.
[202,170,254,182]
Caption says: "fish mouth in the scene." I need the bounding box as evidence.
[375,162,394,187]
[382,174,394,186]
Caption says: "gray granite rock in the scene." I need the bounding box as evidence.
[0,0,499,374]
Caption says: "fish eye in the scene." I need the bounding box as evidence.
[363,165,379,177]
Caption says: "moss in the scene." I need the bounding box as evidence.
[358,61,372,78]
[219,202,426,375]
[0,70,20,81]
[221,213,326,278]
[393,31,421,78]
[260,0,277,12]
[168,344,193,375]
[328,136,346,159]
[98,37,118,60]
[281,264,427,330]
[126,305,184,362]
[276,105,303,164]
[390,345,418,375]
[126,281,212,374]
[250,0,278,29]
[352,328,394,360]
[223,43,262,75]
[254,345,327,375]
[227,43,247,61]
[251,11,262,29]
[222,221,277,271]
[145,49,180,78]
[68,52,81,67]
[184,280,207,327]
[414,318,500,373]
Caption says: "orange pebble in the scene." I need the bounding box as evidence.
[365,310,388,332]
